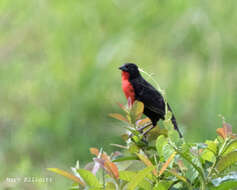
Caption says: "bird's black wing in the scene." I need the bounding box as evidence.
[130,77,166,116]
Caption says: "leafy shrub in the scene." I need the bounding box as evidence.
[48,101,237,190]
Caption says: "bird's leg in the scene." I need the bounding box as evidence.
[137,122,152,132]
[142,125,156,136]
[128,122,152,139]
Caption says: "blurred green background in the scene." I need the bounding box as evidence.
[0,0,236,189]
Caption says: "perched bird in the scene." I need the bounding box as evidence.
[119,63,182,137]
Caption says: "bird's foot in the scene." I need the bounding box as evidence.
[137,122,152,133]
[128,122,153,140]
[142,125,156,136]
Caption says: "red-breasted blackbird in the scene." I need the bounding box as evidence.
[119,63,182,137]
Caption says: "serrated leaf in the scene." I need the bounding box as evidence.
[109,113,128,122]
[47,168,85,186]
[77,169,102,188]
[127,166,154,190]
[136,153,158,176]
[216,150,237,172]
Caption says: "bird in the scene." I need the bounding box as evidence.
[119,63,182,137]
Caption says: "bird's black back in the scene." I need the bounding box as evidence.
[129,75,182,137]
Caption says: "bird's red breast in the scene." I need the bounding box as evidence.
[121,71,135,104]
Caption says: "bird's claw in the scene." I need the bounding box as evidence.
[136,122,152,133]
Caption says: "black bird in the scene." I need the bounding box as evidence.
[119,63,182,137]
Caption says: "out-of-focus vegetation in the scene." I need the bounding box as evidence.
[0,0,236,189]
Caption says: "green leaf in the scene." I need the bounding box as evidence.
[77,169,102,188]
[119,171,136,181]
[120,171,152,189]
[153,181,173,190]
[210,172,237,190]
[181,157,199,183]
[168,129,181,146]
[163,119,173,131]
[171,144,206,184]
[167,169,192,189]
[105,182,116,190]
[216,150,237,172]
[165,110,172,121]
[162,143,174,161]
[69,182,79,190]
[113,156,139,162]
[128,143,140,153]
[201,149,216,163]
[206,140,218,154]
[223,139,237,156]
[156,135,168,159]
[210,181,237,190]
[126,166,154,190]
[159,152,176,176]
[201,140,218,163]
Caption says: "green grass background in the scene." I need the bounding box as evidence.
[0,0,236,189]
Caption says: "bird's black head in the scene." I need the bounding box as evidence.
[119,63,140,79]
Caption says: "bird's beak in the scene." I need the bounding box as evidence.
[119,65,128,71]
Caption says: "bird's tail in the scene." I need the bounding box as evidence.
[167,104,183,138]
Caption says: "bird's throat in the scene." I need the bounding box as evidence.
[121,71,130,80]
[121,71,135,104]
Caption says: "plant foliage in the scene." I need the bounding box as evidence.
[48,101,237,190]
